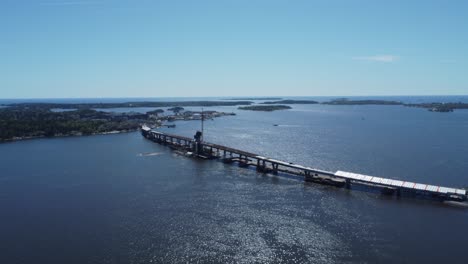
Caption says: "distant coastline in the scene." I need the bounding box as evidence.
[227,97,282,101]
[2,98,468,143]
[322,99,402,105]
[234,98,468,112]
[0,103,235,143]
[1,129,138,144]
[238,105,292,111]
[321,98,468,112]
[5,100,253,109]
[261,100,318,105]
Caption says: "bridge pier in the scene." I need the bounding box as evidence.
[256,159,265,172]
[304,171,313,181]
[271,162,279,174]
[238,155,249,167]
[345,179,351,189]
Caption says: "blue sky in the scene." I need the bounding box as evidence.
[1,0,467,98]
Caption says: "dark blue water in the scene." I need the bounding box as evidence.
[1,97,468,263]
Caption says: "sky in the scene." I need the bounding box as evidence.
[1,0,467,98]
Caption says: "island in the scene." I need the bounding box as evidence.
[428,106,454,112]
[167,106,184,113]
[238,105,292,111]
[321,98,468,112]
[0,103,235,142]
[322,98,402,105]
[404,102,468,112]
[261,100,319,104]
[227,97,282,100]
[146,109,165,115]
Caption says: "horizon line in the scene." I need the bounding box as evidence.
[1,94,468,100]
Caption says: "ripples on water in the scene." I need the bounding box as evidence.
[1,100,468,263]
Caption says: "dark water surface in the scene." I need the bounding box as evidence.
[1,99,468,263]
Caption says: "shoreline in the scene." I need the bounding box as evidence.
[0,129,139,144]
[0,106,235,143]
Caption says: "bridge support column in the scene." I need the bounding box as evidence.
[272,163,278,174]
[256,159,265,172]
[345,179,351,189]
[304,171,312,181]
[238,155,248,167]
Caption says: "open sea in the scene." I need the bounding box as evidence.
[1,96,468,263]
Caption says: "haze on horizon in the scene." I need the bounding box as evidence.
[1,0,467,99]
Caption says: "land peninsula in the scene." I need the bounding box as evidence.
[0,101,242,142]
[7,100,253,110]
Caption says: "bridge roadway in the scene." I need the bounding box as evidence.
[142,127,467,200]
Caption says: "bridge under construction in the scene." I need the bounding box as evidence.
[141,125,467,202]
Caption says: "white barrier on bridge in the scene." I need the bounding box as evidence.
[335,170,466,196]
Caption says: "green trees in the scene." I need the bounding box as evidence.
[0,108,143,141]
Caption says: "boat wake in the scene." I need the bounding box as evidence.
[273,124,302,127]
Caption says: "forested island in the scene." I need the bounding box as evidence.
[404,102,468,112]
[0,103,235,142]
[238,105,292,111]
[227,97,282,100]
[234,98,468,112]
[254,98,468,112]
[320,98,468,112]
[261,100,319,104]
[322,98,402,105]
